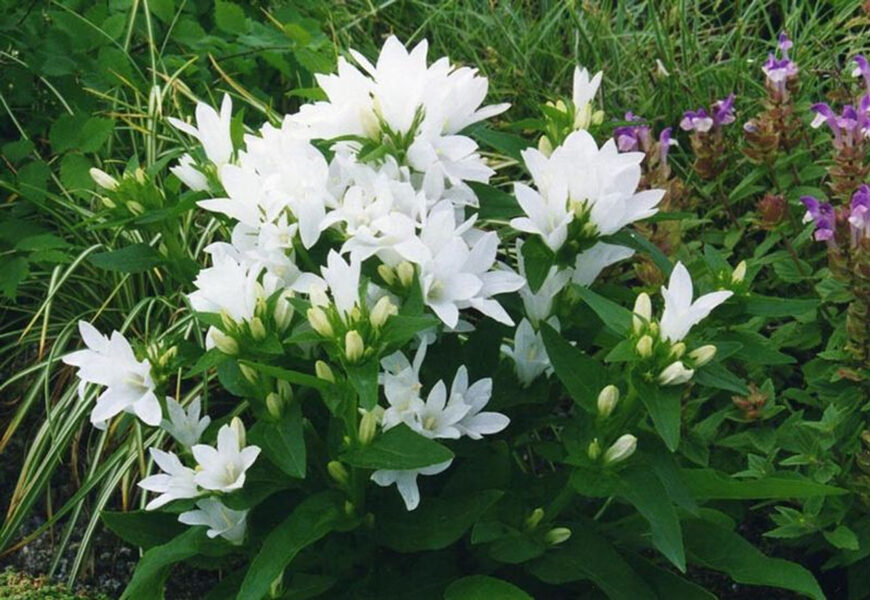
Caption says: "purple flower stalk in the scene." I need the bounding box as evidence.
[802,195,837,244]
[713,94,736,127]
[853,55,870,95]
[680,108,714,133]
[810,102,870,149]
[849,184,870,243]
[613,112,653,152]
[659,127,676,167]
[762,33,798,97]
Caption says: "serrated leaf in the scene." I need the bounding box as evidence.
[214,0,247,34]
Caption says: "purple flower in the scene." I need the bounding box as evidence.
[613,112,652,152]
[762,33,798,97]
[853,55,870,94]
[849,184,870,240]
[811,102,869,149]
[659,127,676,167]
[713,94,736,127]
[778,32,793,57]
[802,195,836,243]
[680,108,713,133]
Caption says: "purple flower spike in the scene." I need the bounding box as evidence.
[713,94,736,127]
[849,184,870,239]
[802,196,836,243]
[680,108,713,133]
[853,55,870,94]
[778,32,793,58]
[613,112,652,152]
[659,127,676,167]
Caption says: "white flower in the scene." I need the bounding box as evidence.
[188,251,279,324]
[169,153,209,191]
[191,423,260,493]
[502,317,555,387]
[63,321,161,429]
[137,448,199,510]
[659,262,733,342]
[410,380,469,439]
[381,343,428,430]
[309,250,362,323]
[179,498,248,545]
[168,93,233,166]
[447,366,508,439]
[510,131,664,250]
[572,242,635,286]
[571,65,603,130]
[371,459,453,511]
[162,396,210,448]
[658,361,695,386]
[516,239,571,324]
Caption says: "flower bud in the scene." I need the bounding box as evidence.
[134,167,146,184]
[525,507,545,530]
[125,200,145,216]
[537,135,554,157]
[230,416,246,447]
[211,329,238,355]
[309,285,330,308]
[239,363,258,384]
[345,330,365,362]
[344,500,355,516]
[632,293,652,333]
[276,379,293,403]
[688,344,717,367]
[544,527,572,545]
[249,316,266,341]
[603,434,637,465]
[274,295,294,332]
[100,196,116,209]
[658,361,695,386]
[670,342,686,359]
[358,410,379,445]
[370,296,398,329]
[266,392,284,419]
[220,310,236,332]
[327,460,350,487]
[89,167,119,190]
[315,360,335,383]
[587,438,602,460]
[377,264,396,286]
[597,385,619,417]
[307,307,334,338]
[397,261,415,288]
[731,260,747,284]
[635,335,654,358]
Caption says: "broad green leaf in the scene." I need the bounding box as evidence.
[239,361,327,390]
[540,323,605,413]
[444,575,532,599]
[520,236,555,293]
[693,362,748,395]
[379,314,438,349]
[375,490,502,552]
[89,244,164,274]
[824,525,860,551]
[78,117,115,153]
[102,510,185,550]
[529,528,657,600]
[474,127,528,162]
[214,0,247,34]
[574,286,632,335]
[626,554,715,600]
[619,466,685,571]
[471,182,521,220]
[682,469,847,499]
[635,377,682,451]
[0,257,29,300]
[248,403,306,479]
[237,492,342,600]
[342,424,453,470]
[743,294,818,317]
[345,359,379,410]
[683,519,824,600]
[121,528,208,599]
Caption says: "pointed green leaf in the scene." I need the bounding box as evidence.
[342,424,454,470]
[444,575,532,599]
[248,403,306,479]
[540,322,606,413]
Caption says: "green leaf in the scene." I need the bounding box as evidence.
[59,153,93,191]
[342,424,453,470]
[574,285,632,335]
[693,362,748,395]
[78,117,115,153]
[529,529,657,600]
[444,575,532,599]
[379,315,438,349]
[345,359,379,410]
[0,257,29,300]
[471,182,521,220]
[474,127,528,162]
[102,510,185,550]
[248,403,306,479]
[238,361,326,390]
[376,490,502,552]
[683,518,824,600]
[619,466,685,571]
[743,294,818,317]
[635,376,682,451]
[520,236,555,293]
[89,244,164,273]
[540,322,605,413]
[214,0,247,34]
[682,469,848,499]
[121,528,207,600]
[824,525,860,550]
[626,554,716,600]
[237,492,341,600]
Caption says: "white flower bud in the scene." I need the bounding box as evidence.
[537,135,554,157]
[525,507,545,530]
[397,261,415,288]
[307,307,334,338]
[670,342,686,359]
[632,293,652,334]
[249,316,266,341]
[635,335,654,358]
[309,285,330,308]
[274,294,294,332]
[276,379,293,403]
[220,310,236,332]
[327,460,349,487]
[369,296,398,329]
[358,410,378,445]
[211,329,238,355]
[266,392,283,419]
[587,438,602,460]
[344,330,364,363]
[230,416,246,448]
[315,360,335,383]
[732,260,747,284]
[689,344,717,367]
[658,361,695,386]
[597,385,619,417]
[377,264,396,286]
[545,527,572,545]
[239,363,258,384]
[603,434,637,465]
[125,200,145,215]
[89,167,118,190]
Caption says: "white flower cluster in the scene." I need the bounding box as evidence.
[371,340,509,510]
